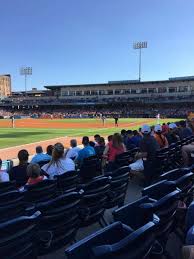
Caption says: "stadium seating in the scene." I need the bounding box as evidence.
[0,211,41,259]
[77,176,111,227]
[24,179,57,203]
[35,191,82,255]
[104,166,130,208]
[142,180,180,253]
[54,170,79,193]
[0,181,16,194]
[160,168,194,205]
[0,190,25,222]
[65,221,157,259]
[79,155,102,180]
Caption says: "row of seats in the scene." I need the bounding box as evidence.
[65,167,194,259]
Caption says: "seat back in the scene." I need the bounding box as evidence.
[105,166,130,208]
[0,211,41,259]
[24,179,57,203]
[113,196,155,230]
[36,192,81,254]
[78,176,111,226]
[142,180,180,243]
[54,171,78,193]
[160,168,193,195]
[65,221,156,259]
[115,152,131,167]
[0,181,16,194]
[80,156,101,180]
[0,190,25,222]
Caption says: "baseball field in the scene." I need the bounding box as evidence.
[0,118,180,160]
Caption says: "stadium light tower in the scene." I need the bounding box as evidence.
[133,41,147,81]
[20,67,32,96]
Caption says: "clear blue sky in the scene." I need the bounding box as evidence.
[0,0,194,91]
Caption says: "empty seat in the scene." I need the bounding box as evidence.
[78,176,111,227]
[160,168,194,204]
[54,170,79,193]
[0,211,41,259]
[65,221,156,259]
[142,180,180,249]
[24,179,57,203]
[105,166,130,208]
[115,152,131,167]
[0,190,25,223]
[36,191,81,255]
[79,156,101,180]
[113,196,159,230]
[0,181,16,194]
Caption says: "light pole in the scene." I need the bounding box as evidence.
[20,67,32,96]
[133,41,147,81]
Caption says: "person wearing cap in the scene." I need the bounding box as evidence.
[135,125,160,186]
[41,143,75,179]
[9,149,29,187]
[166,123,180,145]
[154,125,169,149]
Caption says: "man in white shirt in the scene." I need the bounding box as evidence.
[66,139,81,160]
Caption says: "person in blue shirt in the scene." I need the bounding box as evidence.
[31,146,51,164]
[131,130,142,147]
[76,136,96,166]
[179,120,193,139]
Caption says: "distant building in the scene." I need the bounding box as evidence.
[0,74,11,97]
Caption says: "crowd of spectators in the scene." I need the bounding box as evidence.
[0,102,193,119]
[1,119,194,189]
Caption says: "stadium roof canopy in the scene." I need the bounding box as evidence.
[44,76,194,90]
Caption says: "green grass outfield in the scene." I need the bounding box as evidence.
[0,118,180,149]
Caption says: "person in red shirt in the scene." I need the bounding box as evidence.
[26,163,47,185]
[103,133,126,171]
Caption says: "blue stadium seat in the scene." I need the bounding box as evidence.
[160,168,194,205]
[77,176,111,227]
[104,166,130,208]
[142,180,180,250]
[35,191,82,255]
[54,170,79,193]
[0,211,41,259]
[65,221,156,259]
[24,179,57,203]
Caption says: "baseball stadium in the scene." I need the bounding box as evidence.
[1,1,194,258]
[0,76,191,159]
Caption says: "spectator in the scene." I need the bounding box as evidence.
[89,141,96,148]
[166,123,180,144]
[9,149,29,187]
[66,139,81,160]
[46,145,54,157]
[26,163,47,185]
[154,125,169,149]
[94,134,101,146]
[136,125,160,185]
[162,123,169,135]
[95,137,105,158]
[179,120,193,139]
[42,143,75,179]
[107,135,113,142]
[125,130,136,150]
[31,146,51,164]
[103,133,126,170]
[0,159,9,182]
[121,129,127,144]
[76,136,96,166]
[131,130,142,147]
